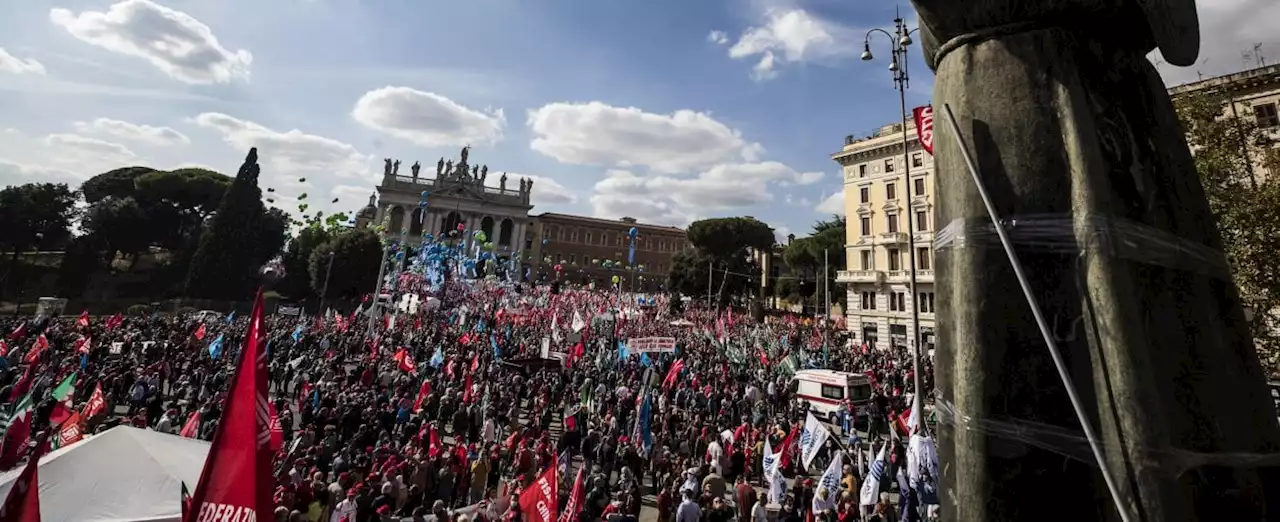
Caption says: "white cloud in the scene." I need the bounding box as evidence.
[494,174,577,207]
[589,162,818,226]
[773,225,792,244]
[708,30,729,45]
[50,0,252,84]
[721,9,861,81]
[0,48,46,75]
[74,117,190,146]
[352,86,506,147]
[527,101,764,173]
[192,112,373,183]
[44,133,136,161]
[0,158,81,186]
[815,191,843,215]
[1152,0,1280,85]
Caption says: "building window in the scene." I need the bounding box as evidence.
[913,178,925,196]
[884,159,895,173]
[585,232,592,244]
[859,164,868,178]
[860,250,872,270]
[861,291,876,310]
[919,292,935,313]
[887,248,900,271]
[859,187,869,203]
[896,292,905,311]
[912,153,923,168]
[571,230,579,242]
[889,292,905,311]
[886,182,897,200]
[916,210,928,232]
[569,254,577,264]
[860,217,871,236]
[887,213,899,233]
[917,247,931,270]
[1255,102,1279,128]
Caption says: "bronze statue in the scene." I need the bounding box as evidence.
[460,145,470,165]
[519,178,527,192]
[913,1,1279,520]
[392,159,401,176]
[437,157,445,176]
[410,161,421,179]
[500,172,508,191]
[383,158,393,176]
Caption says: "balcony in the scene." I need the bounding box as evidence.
[879,232,908,244]
[884,269,936,283]
[836,270,885,284]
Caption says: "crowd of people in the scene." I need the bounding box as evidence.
[0,281,938,522]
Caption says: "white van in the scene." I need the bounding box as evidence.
[791,369,873,422]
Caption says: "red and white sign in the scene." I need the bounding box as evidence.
[913,105,934,155]
[519,465,559,522]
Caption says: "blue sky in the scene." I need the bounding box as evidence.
[0,0,1274,242]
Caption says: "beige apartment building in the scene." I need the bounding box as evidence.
[831,64,1280,352]
[833,122,936,351]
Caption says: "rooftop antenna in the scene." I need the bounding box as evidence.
[1254,43,1267,67]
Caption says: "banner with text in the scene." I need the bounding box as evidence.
[628,337,677,353]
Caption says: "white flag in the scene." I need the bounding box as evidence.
[762,438,786,504]
[552,313,563,344]
[800,412,831,471]
[860,444,888,508]
[571,310,586,333]
[812,451,844,513]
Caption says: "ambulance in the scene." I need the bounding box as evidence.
[791,369,873,422]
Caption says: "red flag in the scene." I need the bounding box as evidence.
[192,324,206,341]
[266,403,284,453]
[559,467,586,522]
[462,375,473,404]
[76,310,90,328]
[6,322,26,341]
[22,336,49,364]
[0,431,50,522]
[74,336,92,355]
[0,405,33,471]
[0,341,8,358]
[412,380,431,413]
[427,427,442,458]
[518,464,559,522]
[662,359,684,389]
[181,482,192,522]
[106,313,124,330]
[179,412,201,438]
[913,105,935,155]
[394,349,417,375]
[55,412,84,447]
[779,423,801,469]
[184,290,274,522]
[470,353,479,372]
[81,383,107,419]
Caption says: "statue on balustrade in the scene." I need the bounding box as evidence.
[410,161,421,180]
[519,178,527,193]
[436,157,445,176]
[471,165,479,181]
[460,145,470,165]
[500,173,508,191]
[445,160,454,179]
[480,165,489,184]
[392,159,401,176]
[383,158,393,177]
[526,178,534,192]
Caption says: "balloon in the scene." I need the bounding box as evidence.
[541,239,549,246]
[554,264,563,272]
[611,275,620,284]
[457,223,465,231]
[484,241,494,250]
[628,227,638,239]
[475,231,488,242]
[419,201,428,208]
[267,188,275,193]
[332,198,339,203]
[420,190,430,199]
[299,177,307,183]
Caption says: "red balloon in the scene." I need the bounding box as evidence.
[554,264,563,272]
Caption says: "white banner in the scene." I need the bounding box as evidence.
[800,412,831,471]
[628,337,676,353]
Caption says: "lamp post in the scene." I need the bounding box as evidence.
[319,251,335,313]
[862,14,927,423]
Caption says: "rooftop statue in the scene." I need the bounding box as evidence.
[383,158,393,177]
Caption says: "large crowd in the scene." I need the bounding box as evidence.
[0,281,938,522]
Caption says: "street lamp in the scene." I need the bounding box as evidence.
[863,14,927,425]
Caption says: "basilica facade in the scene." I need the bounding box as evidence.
[356,147,536,256]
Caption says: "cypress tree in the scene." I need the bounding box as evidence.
[185,148,269,299]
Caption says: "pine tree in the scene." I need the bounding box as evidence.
[185,148,272,299]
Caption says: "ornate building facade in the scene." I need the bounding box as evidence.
[356,147,536,256]
[526,214,688,291]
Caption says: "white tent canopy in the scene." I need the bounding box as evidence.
[0,425,211,522]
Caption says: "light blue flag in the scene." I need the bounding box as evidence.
[208,334,225,359]
[616,341,630,361]
[639,352,652,367]
[491,335,502,360]
[225,311,236,324]
[429,346,444,368]
[292,325,304,343]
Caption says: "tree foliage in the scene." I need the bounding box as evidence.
[1175,90,1280,374]
[310,228,382,301]
[0,183,78,257]
[185,148,286,299]
[278,226,334,300]
[781,218,848,310]
[673,217,776,305]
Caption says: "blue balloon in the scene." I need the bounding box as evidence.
[420,190,430,199]
[628,227,638,239]
[542,239,549,245]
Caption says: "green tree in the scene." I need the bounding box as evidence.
[0,183,78,297]
[185,148,284,299]
[310,229,382,301]
[278,226,334,300]
[82,196,152,269]
[1176,91,1280,375]
[81,166,156,203]
[680,217,774,305]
